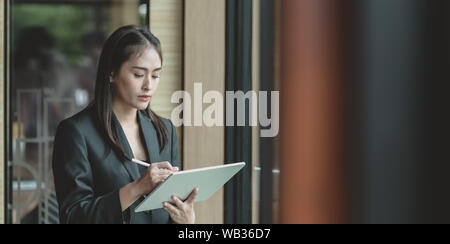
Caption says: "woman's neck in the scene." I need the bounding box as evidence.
[112,100,138,126]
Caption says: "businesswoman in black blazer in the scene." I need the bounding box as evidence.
[52,25,198,224]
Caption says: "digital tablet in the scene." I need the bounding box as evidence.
[135,162,246,212]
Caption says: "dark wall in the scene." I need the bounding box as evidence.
[355,0,450,224]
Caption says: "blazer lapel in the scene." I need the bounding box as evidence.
[137,110,161,164]
[112,112,141,182]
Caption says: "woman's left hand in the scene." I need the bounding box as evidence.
[164,188,199,224]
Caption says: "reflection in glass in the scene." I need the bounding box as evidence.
[10,0,148,224]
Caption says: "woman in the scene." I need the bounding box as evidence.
[52,25,198,224]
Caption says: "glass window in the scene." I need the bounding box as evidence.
[9,0,149,224]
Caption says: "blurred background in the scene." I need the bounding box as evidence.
[2,0,450,224]
[4,0,151,224]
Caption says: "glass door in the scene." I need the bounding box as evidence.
[8,0,149,224]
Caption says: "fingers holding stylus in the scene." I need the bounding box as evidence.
[137,161,178,195]
[157,161,173,170]
[157,169,174,175]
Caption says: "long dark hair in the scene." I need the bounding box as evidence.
[93,25,168,161]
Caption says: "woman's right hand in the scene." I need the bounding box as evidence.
[135,161,179,196]
[120,161,179,211]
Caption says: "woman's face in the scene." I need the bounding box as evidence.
[112,46,162,111]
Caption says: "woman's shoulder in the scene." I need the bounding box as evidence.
[56,104,97,134]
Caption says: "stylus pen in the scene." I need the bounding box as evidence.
[131,158,151,168]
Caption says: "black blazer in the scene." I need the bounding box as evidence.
[52,105,180,224]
